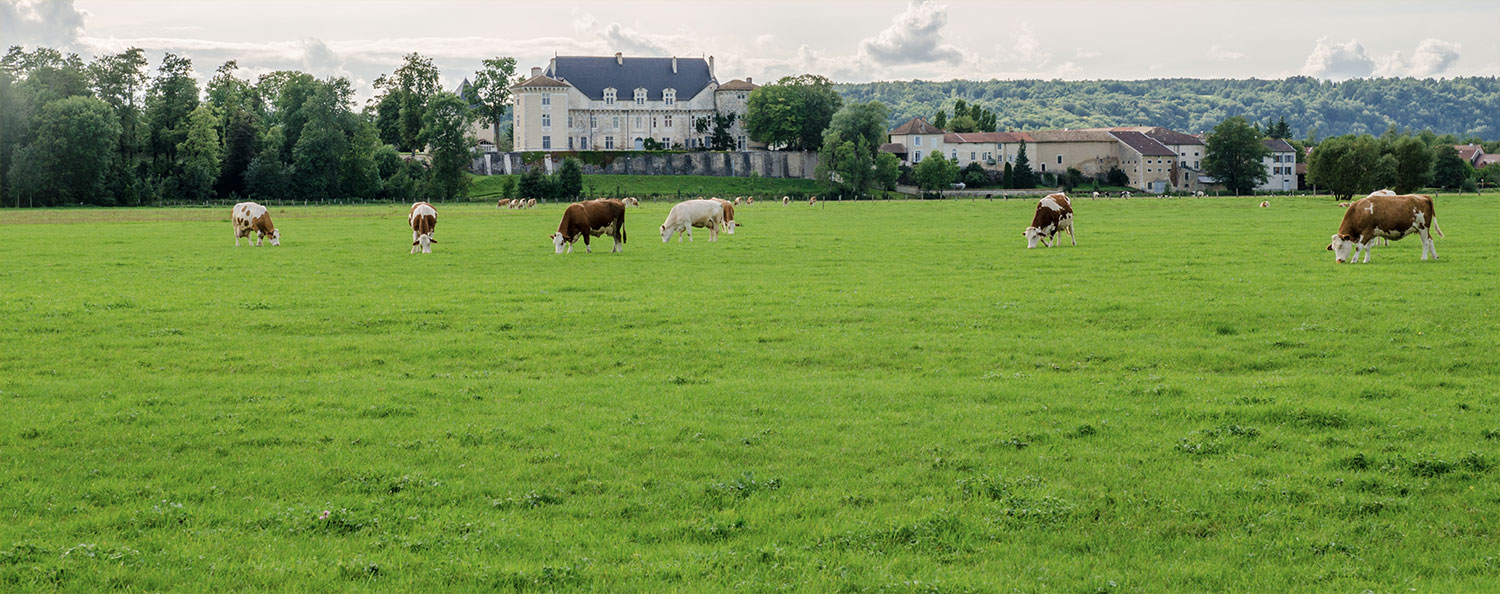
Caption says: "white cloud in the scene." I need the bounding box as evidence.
[1208,45,1245,61]
[858,0,965,66]
[1,0,87,49]
[1073,48,1101,60]
[1301,37,1374,79]
[1000,22,1050,66]
[1407,39,1461,76]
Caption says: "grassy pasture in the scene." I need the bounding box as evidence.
[0,196,1496,592]
[470,173,822,200]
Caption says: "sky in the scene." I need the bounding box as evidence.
[5,0,1498,104]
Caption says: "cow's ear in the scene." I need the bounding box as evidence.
[1340,233,1353,241]
[1326,244,1333,251]
[413,240,419,245]
[429,238,436,243]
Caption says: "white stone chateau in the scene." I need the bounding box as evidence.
[509,54,761,152]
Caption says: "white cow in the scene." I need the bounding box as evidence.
[660,199,724,242]
[409,202,437,254]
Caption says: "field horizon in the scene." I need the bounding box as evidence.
[2,196,1496,592]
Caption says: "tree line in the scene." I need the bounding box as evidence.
[0,45,507,208]
[836,77,1499,141]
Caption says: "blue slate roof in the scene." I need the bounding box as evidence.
[545,56,714,101]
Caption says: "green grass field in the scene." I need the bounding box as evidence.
[1,196,1496,592]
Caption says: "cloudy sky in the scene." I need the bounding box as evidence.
[5,0,1497,103]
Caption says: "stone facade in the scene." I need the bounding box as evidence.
[472,151,818,179]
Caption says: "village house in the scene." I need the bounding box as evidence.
[509,54,760,152]
[1258,138,1297,191]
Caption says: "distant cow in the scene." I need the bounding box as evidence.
[1259,201,1269,208]
[711,198,739,234]
[1091,191,1100,198]
[623,197,640,207]
[1024,193,1076,249]
[409,202,437,254]
[746,196,755,205]
[809,196,818,206]
[782,196,790,206]
[232,202,280,247]
[552,199,626,254]
[733,197,742,206]
[496,198,512,208]
[1328,193,1443,263]
[1121,191,1131,199]
[1194,191,1205,197]
[660,199,724,242]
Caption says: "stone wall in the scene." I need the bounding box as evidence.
[471,151,819,179]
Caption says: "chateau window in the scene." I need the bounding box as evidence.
[604,88,616,105]
[541,94,551,106]
[635,116,642,128]
[605,136,614,149]
[664,89,676,106]
[914,136,922,147]
[914,150,922,162]
[568,137,573,149]
[542,113,551,128]
[580,137,588,150]
[1057,155,1062,164]
[634,88,646,105]
[951,149,957,160]
[661,136,669,147]
[970,152,976,161]
[664,115,673,127]
[613,116,620,128]
[737,93,746,100]
[567,116,573,127]
[737,136,746,150]
[542,136,551,149]
[590,115,597,128]
[652,116,658,128]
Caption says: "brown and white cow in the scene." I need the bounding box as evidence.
[410,202,437,253]
[711,197,739,234]
[1259,201,1270,208]
[496,198,512,208]
[552,199,626,254]
[660,199,724,242]
[232,202,280,247]
[1023,193,1075,249]
[809,195,817,206]
[746,196,754,205]
[622,197,640,207]
[1328,193,1443,263]
[527,199,537,208]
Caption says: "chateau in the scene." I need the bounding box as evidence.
[509,54,761,152]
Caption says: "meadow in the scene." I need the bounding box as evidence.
[470,173,823,201]
[0,195,1496,592]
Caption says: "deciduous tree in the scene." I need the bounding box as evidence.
[1204,116,1269,194]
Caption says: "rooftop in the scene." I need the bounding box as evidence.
[890,117,945,135]
[544,55,714,101]
[1262,138,1296,153]
[944,132,1032,144]
[1110,131,1178,156]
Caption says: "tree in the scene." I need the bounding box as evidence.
[962,162,988,187]
[913,154,957,193]
[1203,116,1269,194]
[1432,145,1469,189]
[424,92,473,201]
[7,96,121,206]
[1011,141,1035,188]
[245,126,289,201]
[948,115,977,133]
[823,101,890,160]
[1306,134,1385,200]
[708,111,736,151]
[1105,165,1129,187]
[217,107,261,198]
[743,74,842,151]
[517,166,550,199]
[932,109,947,130]
[1266,116,1292,139]
[463,56,517,150]
[874,152,901,192]
[1476,163,1500,189]
[88,47,150,204]
[816,133,873,199]
[173,105,222,201]
[555,157,583,199]
[1001,162,1012,188]
[144,53,200,184]
[1389,136,1433,194]
[377,53,440,155]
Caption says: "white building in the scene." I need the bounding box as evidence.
[1259,138,1297,191]
[510,54,760,152]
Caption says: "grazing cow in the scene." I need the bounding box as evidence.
[496,198,512,208]
[409,202,437,254]
[232,202,280,247]
[809,195,818,206]
[1259,201,1270,208]
[1091,191,1100,198]
[1337,202,1351,208]
[551,199,627,254]
[622,197,640,207]
[1328,193,1443,263]
[660,199,724,242]
[711,198,739,234]
[527,199,537,208]
[1194,191,1205,197]
[1121,191,1131,199]
[1023,193,1076,249]
[782,196,790,206]
[733,197,742,206]
[746,196,755,205]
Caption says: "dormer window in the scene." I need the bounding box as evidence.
[604,88,616,105]
[663,89,676,106]
[634,88,646,105]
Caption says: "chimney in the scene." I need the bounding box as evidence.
[708,55,715,78]
[672,56,678,74]
[530,66,542,78]
[615,52,623,65]
[746,77,752,84]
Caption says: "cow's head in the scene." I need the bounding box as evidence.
[413,233,434,253]
[660,224,672,243]
[550,232,568,254]
[267,229,281,246]
[1328,233,1354,263]
[1023,227,1043,249]
[724,220,736,234]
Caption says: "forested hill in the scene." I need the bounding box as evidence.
[834,77,1499,139]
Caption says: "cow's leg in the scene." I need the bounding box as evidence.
[1067,223,1076,246]
[686,228,692,242]
[584,234,592,253]
[1360,242,1371,263]
[1421,228,1437,260]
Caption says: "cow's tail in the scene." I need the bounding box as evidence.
[621,228,628,244]
[1433,220,1444,239]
